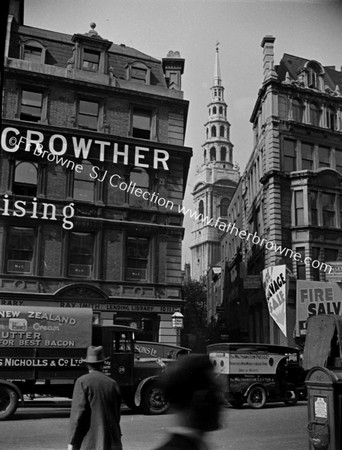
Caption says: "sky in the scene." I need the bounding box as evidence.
[23,0,342,264]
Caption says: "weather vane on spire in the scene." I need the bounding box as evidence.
[216,40,220,52]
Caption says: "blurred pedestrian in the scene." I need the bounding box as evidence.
[153,354,223,450]
[67,346,122,450]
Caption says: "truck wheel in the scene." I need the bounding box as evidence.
[284,390,298,406]
[247,386,266,409]
[0,385,19,420]
[141,382,169,415]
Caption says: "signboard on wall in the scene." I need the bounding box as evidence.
[0,306,92,348]
[262,265,287,337]
[296,280,342,336]
[325,262,342,283]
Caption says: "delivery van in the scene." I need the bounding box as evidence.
[208,343,306,408]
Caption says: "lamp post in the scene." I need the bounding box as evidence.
[172,311,184,346]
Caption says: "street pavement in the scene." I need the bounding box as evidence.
[0,399,308,450]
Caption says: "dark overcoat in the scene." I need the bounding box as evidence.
[68,370,122,450]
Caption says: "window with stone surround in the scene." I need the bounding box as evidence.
[309,191,337,228]
[132,108,152,139]
[309,103,321,127]
[321,193,336,227]
[301,143,314,170]
[73,160,95,202]
[23,44,42,62]
[309,191,318,226]
[82,49,100,71]
[7,227,35,274]
[335,149,342,174]
[292,98,303,123]
[318,146,331,168]
[20,89,43,122]
[220,198,229,218]
[126,236,150,281]
[129,168,149,207]
[12,161,38,196]
[283,139,296,172]
[78,99,99,130]
[326,107,336,131]
[294,190,304,225]
[68,232,95,278]
[21,40,45,63]
[296,247,306,280]
[127,62,150,84]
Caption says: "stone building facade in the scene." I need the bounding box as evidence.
[0,0,192,344]
[220,36,342,345]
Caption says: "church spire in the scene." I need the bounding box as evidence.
[201,43,232,167]
[190,43,239,280]
[214,41,222,86]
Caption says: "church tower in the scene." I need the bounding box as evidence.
[190,44,239,280]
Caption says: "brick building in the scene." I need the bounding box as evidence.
[0,0,192,344]
[220,36,342,346]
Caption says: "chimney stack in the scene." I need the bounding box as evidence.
[261,35,276,81]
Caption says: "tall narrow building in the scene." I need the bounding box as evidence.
[190,45,239,280]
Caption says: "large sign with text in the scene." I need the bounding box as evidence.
[1,126,170,171]
[0,306,92,348]
[262,265,287,337]
[296,280,342,336]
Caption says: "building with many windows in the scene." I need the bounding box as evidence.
[220,36,342,346]
[190,45,239,285]
[0,0,192,344]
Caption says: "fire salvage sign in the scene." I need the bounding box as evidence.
[0,306,92,348]
[296,280,342,335]
[262,265,287,337]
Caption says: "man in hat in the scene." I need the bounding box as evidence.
[67,346,122,450]
[153,354,223,450]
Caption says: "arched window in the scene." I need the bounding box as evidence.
[310,103,321,127]
[129,168,149,207]
[206,128,209,140]
[13,161,38,196]
[220,147,227,161]
[220,198,230,217]
[203,149,207,162]
[308,69,318,89]
[305,60,324,90]
[219,106,223,114]
[292,99,303,123]
[211,126,216,137]
[73,160,95,202]
[198,200,204,216]
[220,125,225,137]
[213,106,217,114]
[210,147,216,161]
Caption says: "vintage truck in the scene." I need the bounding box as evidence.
[0,305,171,420]
[208,342,307,408]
